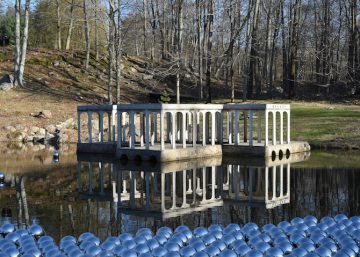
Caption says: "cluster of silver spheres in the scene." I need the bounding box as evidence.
[0,215,360,256]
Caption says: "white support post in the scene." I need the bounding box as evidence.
[287,111,291,143]
[182,112,186,148]
[211,112,216,146]
[99,111,104,142]
[160,111,165,150]
[117,111,122,148]
[280,164,284,197]
[145,110,150,150]
[205,112,210,144]
[273,111,277,146]
[193,111,197,146]
[202,112,206,146]
[77,111,81,143]
[265,111,268,146]
[272,166,276,200]
[280,111,284,144]
[249,110,253,146]
[265,167,269,202]
[243,111,248,143]
[286,164,290,196]
[122,112,127,144]
[88,111,92,143]
[130,111,135,149]
[171,112,176,149]
[234,111,239,145]
[257,112,261,143]
[228,112,233,144]
[112,105,116,141]
[152,112,156,145]
[219,112,224,144]
[166,112,171,143]
[140,113,144,147]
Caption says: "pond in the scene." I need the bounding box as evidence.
[0,144,359,242]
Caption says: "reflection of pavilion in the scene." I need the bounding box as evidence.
[76,153,309,220]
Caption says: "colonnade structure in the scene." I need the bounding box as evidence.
[76,152,309,221]
[77,104,310,161]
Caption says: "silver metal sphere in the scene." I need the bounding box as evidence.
[135,243,150,254]
[164,251,181,257]
[254,241,270,253]
[79,232,95,243]
[104,236,120,246]
[291,217,304,225]
[100,241,115,251]
[112,245,127,255]
[191,241,206,252]
[338,248,356,257]
[121,249,138,257]
[172,232,187,244]
[230,239,246,249]
[151,246,168,257]
[277,241,293,254]
[234,244,251,256]
[321,216,336,226]
[193,251,209,257]
[86,245,102,256]
[263,224,276,233]
[153,234,167,246]
[232,230,244,240]
[139,253,153,257]
[222,234,236,245]
[68,248,83,257]
[292,247,307,257]
[164,242,179,252]
[4,247,19,257]
[204,245,220,256]
[98,251,113,257]
[147,238,160,250]
[300,242,315,252]
[322,242,338,253]
[278,221,291,231]
[194,227,208,238]
[212,240,227,251]
[79,240,95,251]
[296,223,309,232]
[201,234,216,246]
[208,224,223,233]
[246,249,263,257]
[258,234,271,243]
[86,236,100,246]
[265,247,283,257]
[134,235,147,245]
[167,237,183,247]
[350,216,360,223]
[16,228,29,237]
[5,232,19,243]
[123,239,136,250]
[179,246,196,257]
[137,228,153,237]
[182,229,193,240]
[61,235,76,244]
[119,233,133,242]
[29,224,44,237]
[0,224,15,235]
[175,225,190,233]
[304,215,318,224]
[59,240,75,251]
[157,227,173,236]
[334,214,348,223]
[219,249,237,257]
[211,230,223,240]
[343,242,359,254]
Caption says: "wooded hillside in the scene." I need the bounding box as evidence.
[1,0,360,102]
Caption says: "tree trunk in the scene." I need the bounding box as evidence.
[14,0,21,87]
[56,0,61,50]
[115,0,121,103]
[65,0,75,50]
[108,1,115,104]
[83,0,90,70]
[206,0,214,103]
[93,0,99,60]
[17,0,30,87]
[196,0,203,100]
[143,0,147,56]
[176,0,183,104]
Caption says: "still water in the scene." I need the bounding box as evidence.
[0,144,359,242]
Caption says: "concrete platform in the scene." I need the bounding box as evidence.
[222,141,311,158]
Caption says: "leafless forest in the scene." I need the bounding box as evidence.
[1,0,360,102]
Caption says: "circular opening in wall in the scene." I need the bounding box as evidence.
[271,151,276,161]
[279,150,284,160]
[286,149,291,159]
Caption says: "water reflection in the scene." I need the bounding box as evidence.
[1,149,360,242]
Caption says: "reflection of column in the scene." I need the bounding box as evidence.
[130,171,135,208]
[233,165,240,200]
[112,181,118,203]
[99,162,104,195]
[265,167,269,202]
[182,170,189,208]
[280,164,284,197]
[171,172,177,209]
[211,166,215,200]
[77,161,82,190]
[248,167,254,201]
[145,172,150,210]
[88,162,93,194]
[201,167,206,202]
[161,173,165,211]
